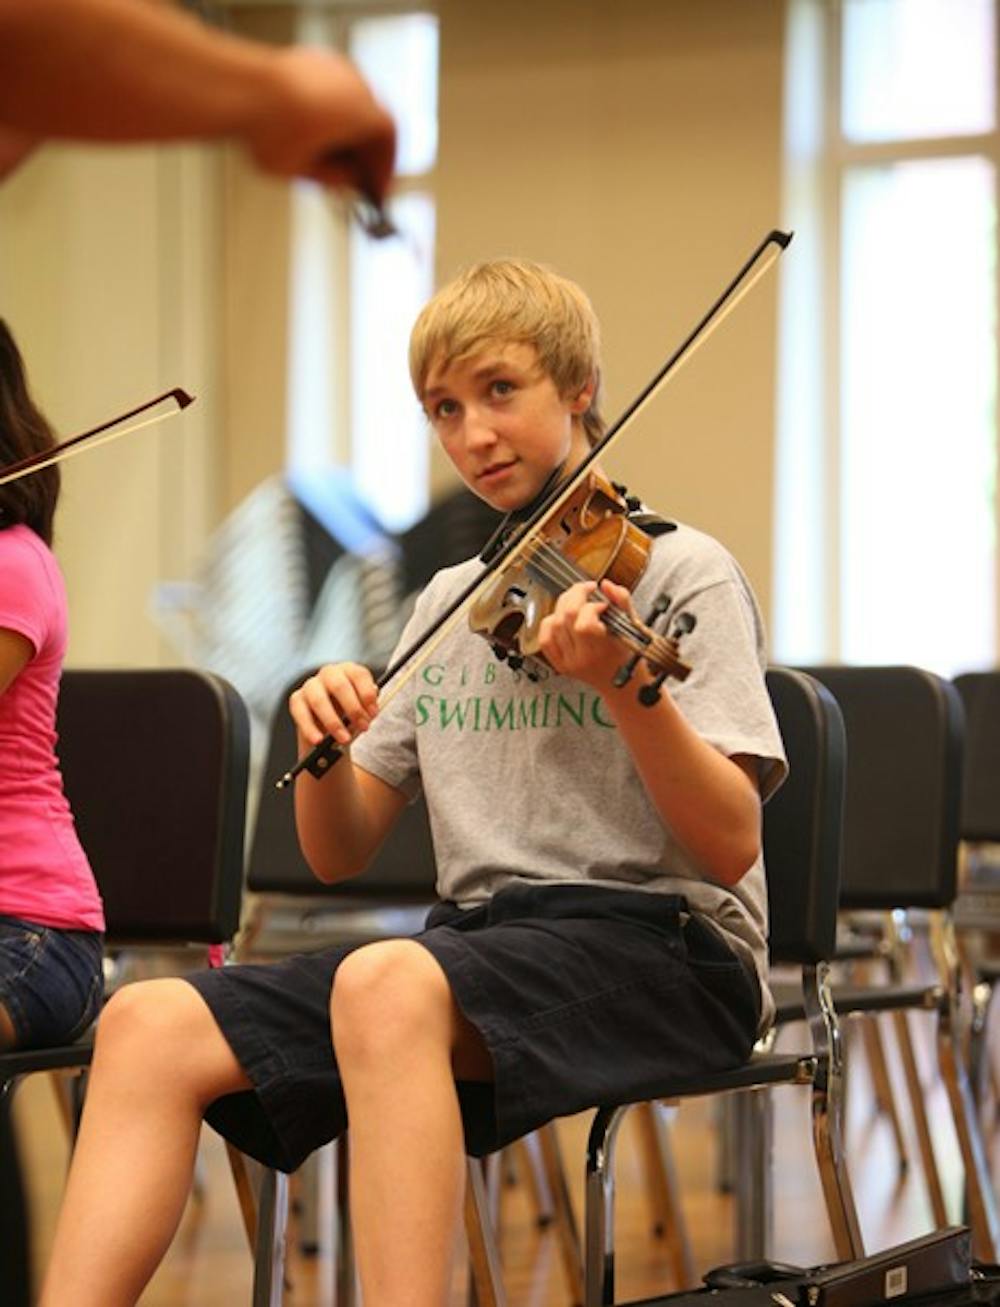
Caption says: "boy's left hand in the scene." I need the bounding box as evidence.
[537,578,637,690]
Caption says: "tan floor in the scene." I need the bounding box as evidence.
[13,1012,986,1305]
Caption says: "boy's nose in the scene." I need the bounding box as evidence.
[462,409,498,450]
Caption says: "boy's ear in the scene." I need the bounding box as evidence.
[569,376,596,414]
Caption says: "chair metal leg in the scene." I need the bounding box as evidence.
[806,964,865,1260]
[335,1137,357,1307]
[225,1142,259,1253]
[936,996,1000,1258]
[859,1017,910,1172]
[932,912,1000,1260]
[464,1157,507,1307]
[512,1134,553,1228]
[537,1121,585,1306]
[585,1104,630,1307]
[252,1166,289,1307]
[890,1008,949,1226]
[730,1089,773,1261]
[635,1102,695,1286]
[968,976,996,1122]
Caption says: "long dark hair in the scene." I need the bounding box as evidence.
[0,321,59,545]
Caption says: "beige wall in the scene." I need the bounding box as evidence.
[434,0,785,619]
[0,143,222,666]
[0,0,785,666]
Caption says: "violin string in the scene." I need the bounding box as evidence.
[524,543,652,646]
[520,538,662,649]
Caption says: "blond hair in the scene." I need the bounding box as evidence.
[409,259,605,445]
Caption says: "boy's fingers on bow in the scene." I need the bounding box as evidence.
[289,663,374,747]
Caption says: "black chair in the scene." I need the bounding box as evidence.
[240,667,438,955]
[0,669,250,1195]
[951,673,1000,1122]
[553,667,856,1307]
[788,666,999,1260]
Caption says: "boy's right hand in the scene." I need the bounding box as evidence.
[288,662,380,752]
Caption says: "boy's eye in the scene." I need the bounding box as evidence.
[490,379,514,398]
[433,399,458,420]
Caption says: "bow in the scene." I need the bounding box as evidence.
[0,387,194,487]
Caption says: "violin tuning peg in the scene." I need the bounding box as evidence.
[672,611,696,640]
[508,654,524,672]
[625,494,642,513]
[491,643,509,662]
[613,654,641,688]
[644,593,671,626]
[638,671,670,707]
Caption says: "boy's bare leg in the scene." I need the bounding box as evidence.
[332,939,493,1307]
[39,978,251,1307]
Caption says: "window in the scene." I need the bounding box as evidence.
[775,0,998,674]
[286,9,438,532]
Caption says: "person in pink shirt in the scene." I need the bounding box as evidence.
[0,320,104,1053]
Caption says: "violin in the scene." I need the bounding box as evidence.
[469,468,692,692]
[277,228,793,788]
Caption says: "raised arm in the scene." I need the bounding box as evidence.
[0,0,395,195]
[288,662,407,884]
[538,579,762,888]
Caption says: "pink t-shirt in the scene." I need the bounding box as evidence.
[0,524,104,931]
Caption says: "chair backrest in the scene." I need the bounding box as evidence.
[56,669,250,943]
[764,667,846,965]
[800,666,963,910]
[953,672,1000,842]
[246,670,437,900]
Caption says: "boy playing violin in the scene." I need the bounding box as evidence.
[41,260,785,1307]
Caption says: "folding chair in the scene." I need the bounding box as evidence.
[0,668,250,1273]
[563,667,855,1305]
[951,672,1000,1123]
[240,669,438,960]
[792,666,999,1260]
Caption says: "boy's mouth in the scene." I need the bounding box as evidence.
[478,460,517,485]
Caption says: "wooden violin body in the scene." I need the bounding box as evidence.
[469,470,692,688]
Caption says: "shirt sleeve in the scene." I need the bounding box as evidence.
[0,532,49,655]
[667,573,788,803]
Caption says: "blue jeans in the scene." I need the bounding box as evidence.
[0,916,104,1048]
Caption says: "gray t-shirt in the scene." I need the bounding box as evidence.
[351,520,787,1028]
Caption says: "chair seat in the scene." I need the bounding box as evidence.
[0,1032,95,1082]
[771,980,942,1026]
[652,1050,817,1101]
[832,982,943,1015]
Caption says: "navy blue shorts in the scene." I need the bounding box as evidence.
[188,883,760,1170]
[0,916,104,1048]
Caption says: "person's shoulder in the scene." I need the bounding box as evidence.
[647,518,748,590]
[0,523,56,575]
[415,556,484,614]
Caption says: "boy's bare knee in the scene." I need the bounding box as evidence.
[93,979,231,1085]
[331,940,451,1059]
